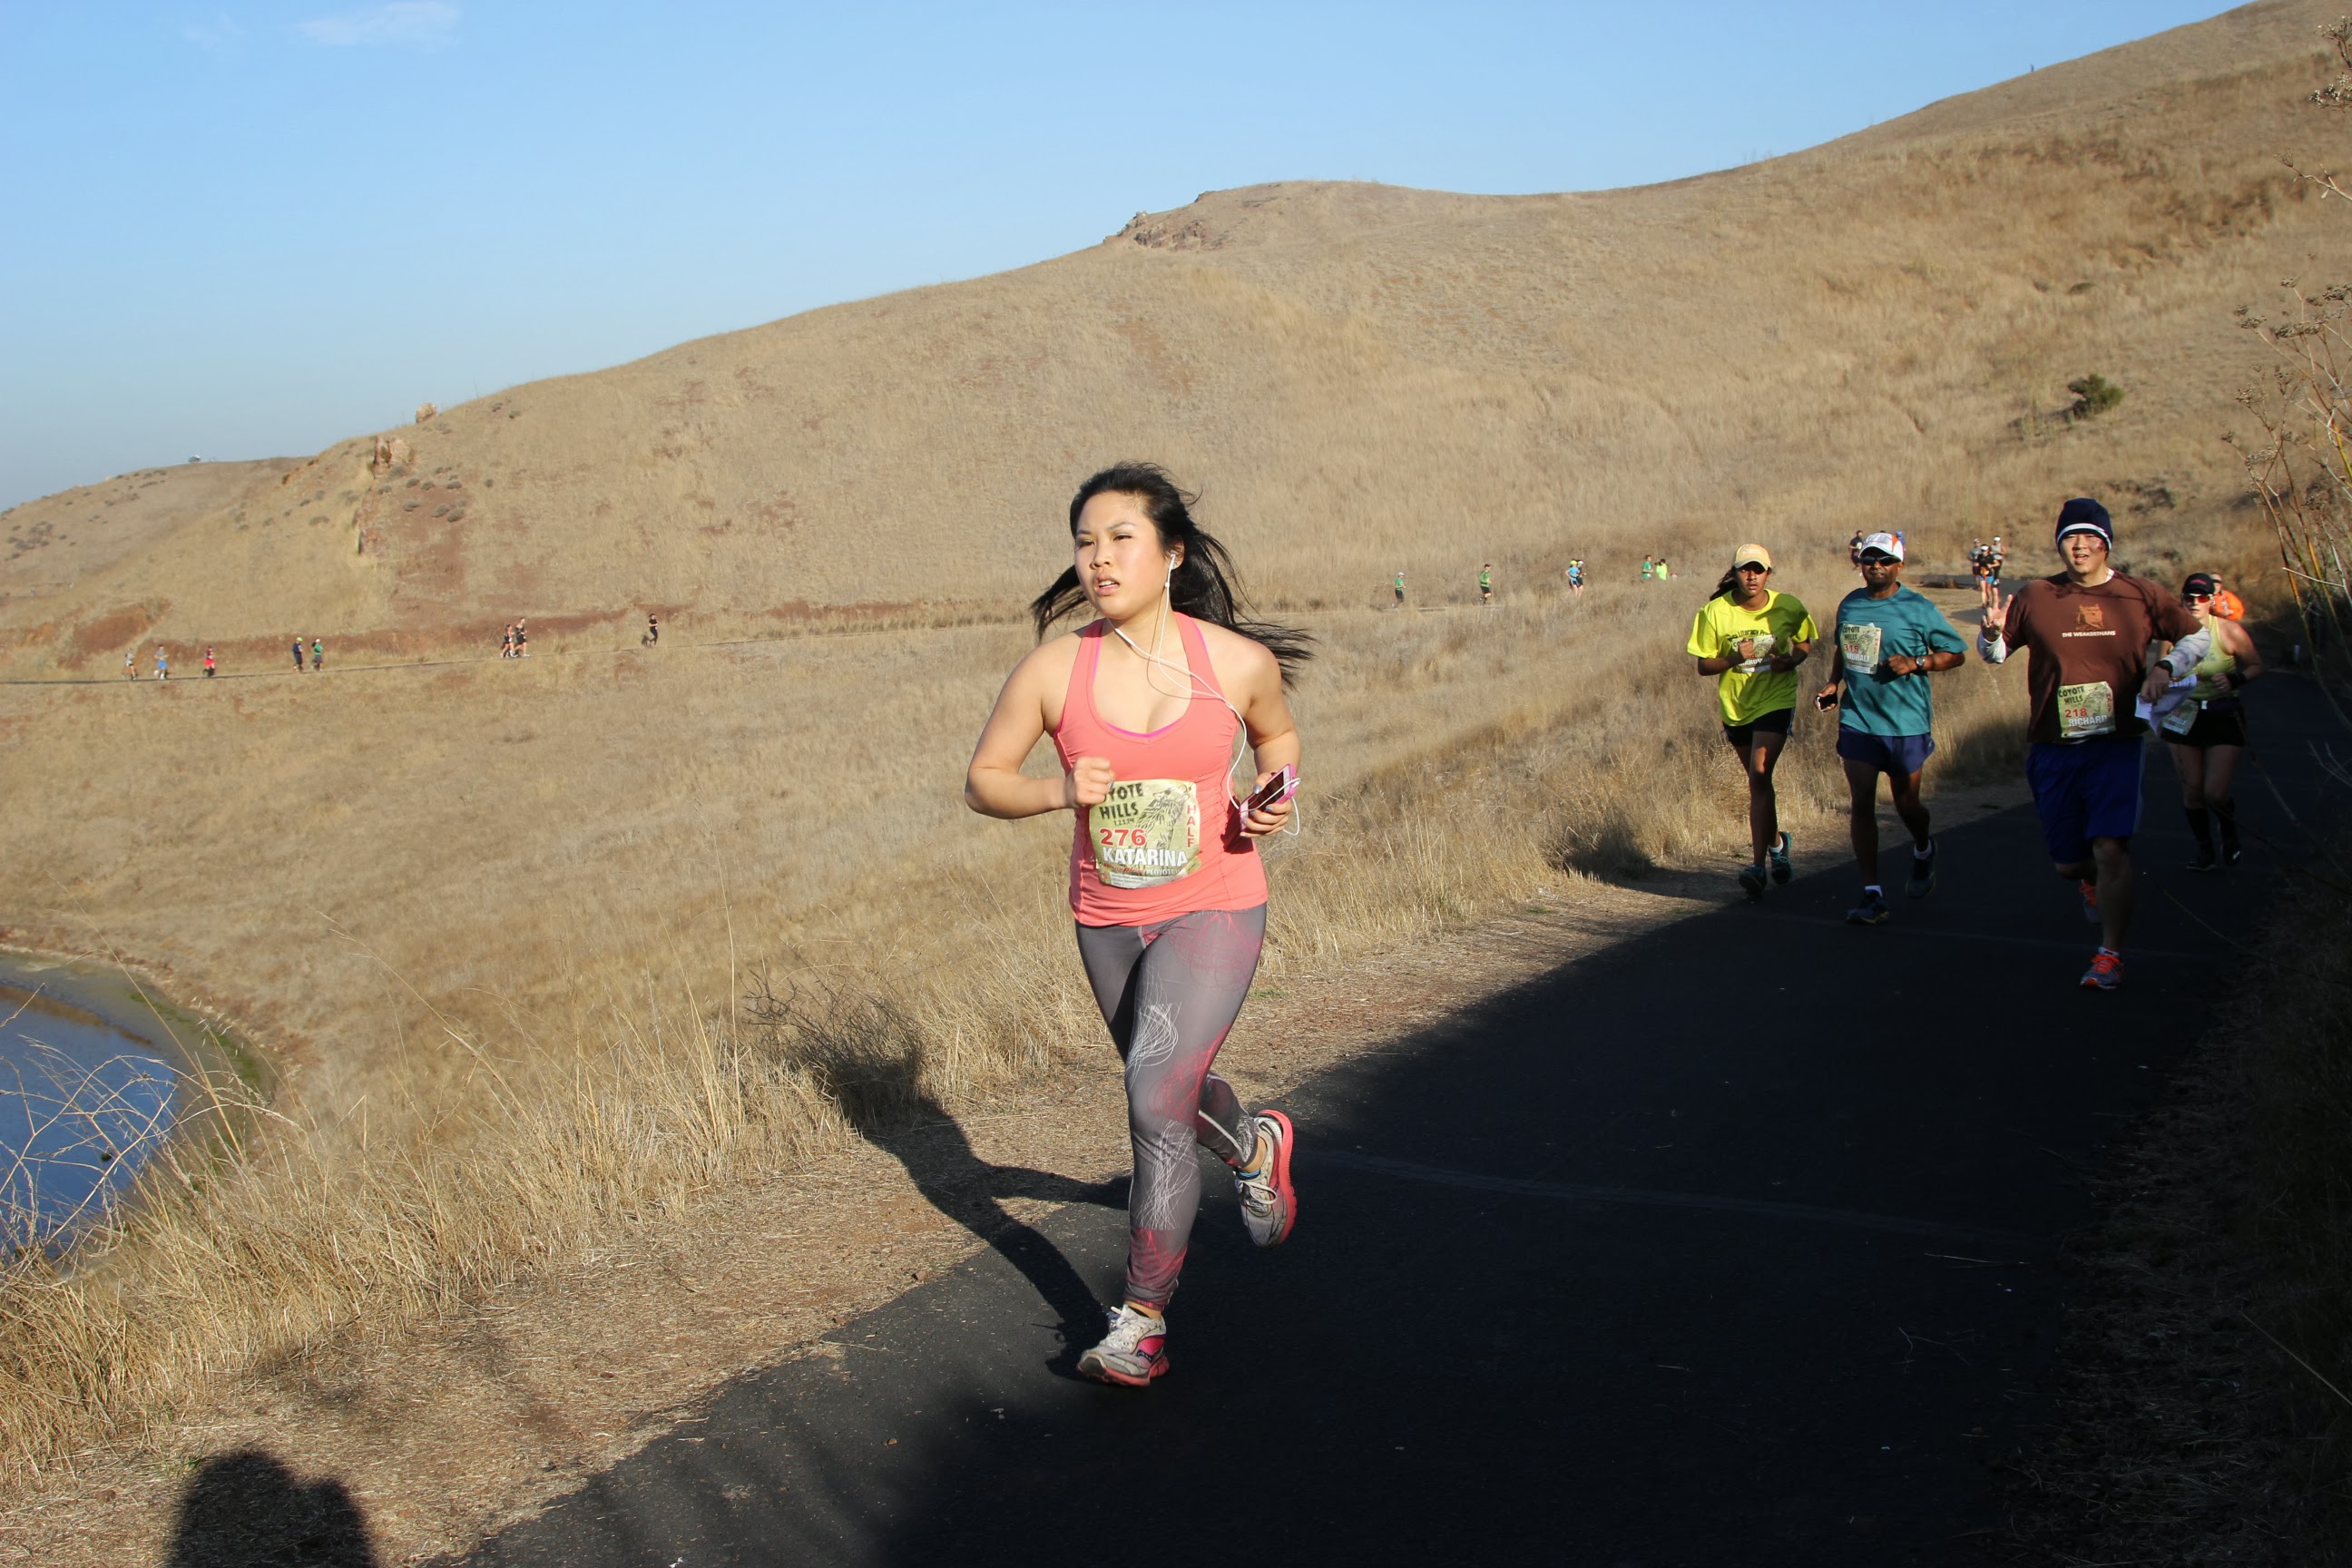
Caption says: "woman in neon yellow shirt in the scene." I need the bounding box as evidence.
[1687,544,1817,899]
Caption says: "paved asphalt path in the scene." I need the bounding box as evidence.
[409,677,2334,1568]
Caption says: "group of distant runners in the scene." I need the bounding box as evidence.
[1384,555,1690,607]
[121,613,677,682]
[126,643,227,679]
[957,465,2274,1396]
[1388,564,1501,608]
[1688,496,2261,992]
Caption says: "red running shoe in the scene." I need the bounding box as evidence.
[1235,1109,1298,1247]
[1078,1304,1169,1387]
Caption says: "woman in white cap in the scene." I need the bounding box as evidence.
[2159,570,2262,869]
[1687,544,1817,899]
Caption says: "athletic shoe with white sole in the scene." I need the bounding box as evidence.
[1738,862,1769,902]
[1234,1109,1298,1248]
[1906,840,1937,899]
[1768,831,1794,885]
[2080,948,2123,991]
[1078,1304,1169,1387]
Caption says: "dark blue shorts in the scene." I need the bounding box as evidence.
[2025,737,2144,866]
[1836,728,1935,777]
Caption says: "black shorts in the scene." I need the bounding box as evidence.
[1722,707,1795,748]
[2162,702,2248,750]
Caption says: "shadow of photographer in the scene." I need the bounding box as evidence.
[166,1446,378,1567]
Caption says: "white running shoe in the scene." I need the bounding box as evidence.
[1077,1303,1169,1387]
[1234,1109,1298,1248]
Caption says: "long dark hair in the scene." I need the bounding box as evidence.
[1711,565,1744,602]
[1029,463,1314,685]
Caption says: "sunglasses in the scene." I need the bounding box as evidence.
[2182,593,2212,603]
[1858,554,1899,564]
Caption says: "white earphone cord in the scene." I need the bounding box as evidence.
[1103,565,1302,839]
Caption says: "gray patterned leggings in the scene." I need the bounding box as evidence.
[1073,904,1268,1308]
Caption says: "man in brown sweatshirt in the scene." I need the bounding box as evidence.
[1979,497,2210,991]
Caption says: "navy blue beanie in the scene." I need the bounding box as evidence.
[2055,497,2112,546]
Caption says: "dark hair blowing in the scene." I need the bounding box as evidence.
[1029,462,1313,685]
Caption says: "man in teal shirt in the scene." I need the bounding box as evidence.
[1818,532,1966,925]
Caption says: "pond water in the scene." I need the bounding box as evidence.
[0,956,231,1258]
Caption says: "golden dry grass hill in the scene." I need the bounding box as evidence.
[0,0,2342,1515]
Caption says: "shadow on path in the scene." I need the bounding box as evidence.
[858,1091,1126,1377]
[166,1448,379,1568]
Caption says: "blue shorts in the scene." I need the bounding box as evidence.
[1836,728,1935,777]
[2025,737,2144,866]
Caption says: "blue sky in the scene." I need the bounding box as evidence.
[0,2,2233,511]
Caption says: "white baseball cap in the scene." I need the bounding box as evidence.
[1857,531,1905,561]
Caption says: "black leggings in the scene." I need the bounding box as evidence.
[1073,905,1267,1308]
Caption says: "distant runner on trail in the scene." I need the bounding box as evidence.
[1642,556,1655,583]
[1654,557,1670,582]
[1980,498,2210,990]
[2160,572,2263,870]
[1393,569,1406,610]
[154,645,169,681]
[1818,532,1966,926]
[1688,544,1816,900]
[125,650,136,681]
[1479,563,1494,605]
[291,637,305,673]
[964,462,1308,1388]
[311,637,324,671]
[1566,558,1585,593]
[203,646,216,678]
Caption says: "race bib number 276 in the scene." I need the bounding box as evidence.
[1089,779,1202,889]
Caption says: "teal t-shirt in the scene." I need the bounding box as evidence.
[1833,584,1965,738]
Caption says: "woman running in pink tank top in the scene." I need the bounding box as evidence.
[965,463,1311,1387]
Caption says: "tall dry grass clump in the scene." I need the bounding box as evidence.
[2226,18,2352,1538]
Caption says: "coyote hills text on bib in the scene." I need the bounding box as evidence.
[2059,681,2116,740]
[1089,779,1203,889]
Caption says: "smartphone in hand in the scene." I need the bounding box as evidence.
[1243,764,1299,814]
[1815,690,1838,711]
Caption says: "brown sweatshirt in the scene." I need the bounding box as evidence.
[1994,572,2200,743]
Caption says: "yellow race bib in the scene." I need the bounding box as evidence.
[1090,779,1203,888]
[2059,681,2115,739]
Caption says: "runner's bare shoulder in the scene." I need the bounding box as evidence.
[1193,619,1280,692]
[1014,628,1087,728]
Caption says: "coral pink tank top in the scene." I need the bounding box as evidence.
[1053,614,1269,926]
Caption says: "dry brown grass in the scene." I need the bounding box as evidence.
[0,0,2334,1496]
